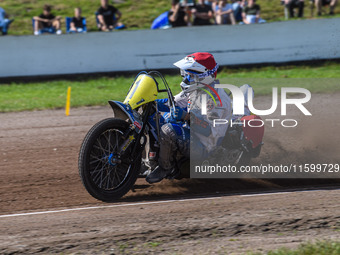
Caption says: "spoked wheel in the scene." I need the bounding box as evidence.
[79,118,141,202]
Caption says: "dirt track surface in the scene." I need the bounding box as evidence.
[0,93,339,254]
[1,189,339,255]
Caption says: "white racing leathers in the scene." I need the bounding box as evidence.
[189,81,232,160]
[157,81,232,171]
[174,91,189,109]
[159,83,254,170]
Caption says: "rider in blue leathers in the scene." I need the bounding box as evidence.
[146,52,232,183]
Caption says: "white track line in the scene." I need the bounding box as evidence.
[241,191,291,197]
[0,188,338,219]
[0,196,220,219]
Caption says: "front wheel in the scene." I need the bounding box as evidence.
[78,118,141,202]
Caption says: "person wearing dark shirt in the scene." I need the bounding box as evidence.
[168,0,190,27]
[70,7,86,33]
[283,0,304,18]
[192,0,214,25]
[97,0,123,31]
[243,2,260,15]
[33,4,62,35]
[242,0,265,24]
[231,0,247,22]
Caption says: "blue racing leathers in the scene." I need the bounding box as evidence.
[155,92,190,170]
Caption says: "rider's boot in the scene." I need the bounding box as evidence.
[140,158,158,176]
[140,159,152,176]
[145,166,172,184]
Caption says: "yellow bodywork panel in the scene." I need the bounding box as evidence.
[124,74,158,109]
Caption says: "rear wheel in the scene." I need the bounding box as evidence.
[79,118,141,202]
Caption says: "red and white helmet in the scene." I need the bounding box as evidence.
[173,52,219,92]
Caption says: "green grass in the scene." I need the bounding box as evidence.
[248,241,340,255]
[0,76,131,112]
[1,0,340,35]
[0,62,339,112]
[144,241,162,248]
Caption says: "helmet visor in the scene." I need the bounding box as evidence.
[181,69,201,80]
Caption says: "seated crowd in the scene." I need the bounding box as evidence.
[168,0,269,27]
[31,0,124,35]
[0,0,338,35]
[168,0,338,28]
[282,0,338,19]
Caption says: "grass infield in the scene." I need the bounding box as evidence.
[0,62,339,112]
[249,241,340,255]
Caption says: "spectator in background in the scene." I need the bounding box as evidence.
[204,0,216,6]
[0,7,14,35]
[284,0,305,18]
[215,0,236,25]
[70,7,86,33]
[180,0,196,7]
[33,4,62,35]
[315,0,338,15]
[210,1,218,13]
[242,0,265,24]
[231,0,247,21]
[168,0,190,27]
[97,0,123,31]
[192,0,214,25]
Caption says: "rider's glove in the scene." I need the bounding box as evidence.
[173,106,187,121]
